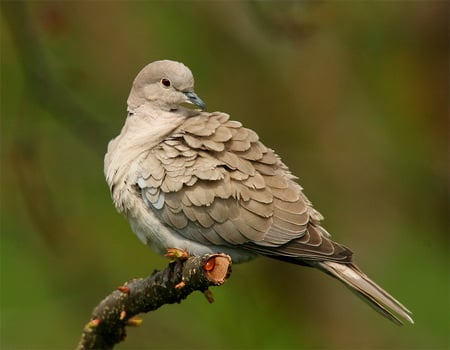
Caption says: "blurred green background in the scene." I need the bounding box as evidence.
[1,1,448,349]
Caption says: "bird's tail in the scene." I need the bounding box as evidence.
[316,261,414,325]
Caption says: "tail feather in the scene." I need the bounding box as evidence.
[317,261,414,325]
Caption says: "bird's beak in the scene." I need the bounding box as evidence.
[183,91,207,111]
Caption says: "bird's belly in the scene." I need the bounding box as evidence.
[126,196,257,263]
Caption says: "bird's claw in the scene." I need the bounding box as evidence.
[165,248,190,262]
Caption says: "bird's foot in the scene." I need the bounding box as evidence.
[165,247,190,262]
[159,248,189,285]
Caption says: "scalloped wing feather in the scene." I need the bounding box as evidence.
[137,112,352,262]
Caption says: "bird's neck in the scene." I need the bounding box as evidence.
[104,107,188,212]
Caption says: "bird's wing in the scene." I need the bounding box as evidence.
[137,112,351,262]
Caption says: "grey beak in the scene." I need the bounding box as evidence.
[184,91,207,111]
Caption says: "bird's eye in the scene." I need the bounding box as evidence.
[161,78,171,88]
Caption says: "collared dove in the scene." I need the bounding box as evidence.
[105,60,413,325]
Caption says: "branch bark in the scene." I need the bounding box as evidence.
[76,254,232,350]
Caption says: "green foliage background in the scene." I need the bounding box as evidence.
[1,1,448,349]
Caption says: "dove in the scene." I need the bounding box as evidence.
[104,60,413,325]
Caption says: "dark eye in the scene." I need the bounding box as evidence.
[161,78,171,87]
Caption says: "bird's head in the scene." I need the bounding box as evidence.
[127,60,206,113]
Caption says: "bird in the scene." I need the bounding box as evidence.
[104,59,413,325]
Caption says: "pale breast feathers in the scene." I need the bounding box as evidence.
[135,112,332,255]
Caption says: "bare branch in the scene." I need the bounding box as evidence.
[77,254,232,350]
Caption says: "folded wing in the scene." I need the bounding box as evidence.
[136,112,352,262]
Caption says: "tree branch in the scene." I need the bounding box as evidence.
[76,254,232,350]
